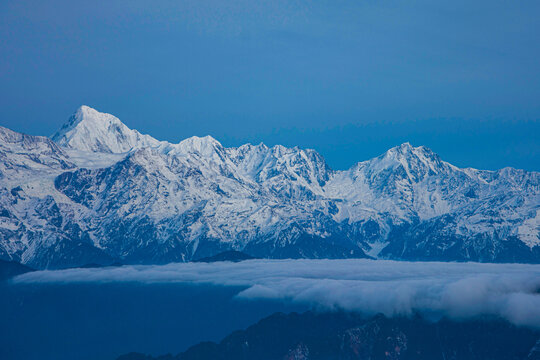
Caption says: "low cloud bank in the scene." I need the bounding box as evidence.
[13,259,540,327]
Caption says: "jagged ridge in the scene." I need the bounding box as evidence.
[0,106,538,268]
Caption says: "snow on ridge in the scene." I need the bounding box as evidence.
[0,106,537,268]
[46,107,539,219]
[51,105,163,153]
[49,106,540,180]
[49,106,470,179]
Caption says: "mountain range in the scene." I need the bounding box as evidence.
[0,105,538,268]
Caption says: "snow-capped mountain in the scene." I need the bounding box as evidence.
[52,105,163,153]
[1,106,539,268]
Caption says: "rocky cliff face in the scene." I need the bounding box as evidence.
[0,106,538,268]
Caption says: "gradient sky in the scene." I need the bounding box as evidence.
[1,0,539,171]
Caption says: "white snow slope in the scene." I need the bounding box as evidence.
[0,106,538,268]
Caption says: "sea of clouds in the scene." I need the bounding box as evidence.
[13,259,540,327]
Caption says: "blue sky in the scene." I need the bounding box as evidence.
[1,0,539,170]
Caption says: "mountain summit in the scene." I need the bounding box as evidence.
[0,106,538,268]
[52,105,162,153]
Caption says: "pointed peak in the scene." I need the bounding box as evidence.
[269,143,304,154]
[52,106,160,153]
[357,142,447,180]
[238,142,269,151]
[272,144,287,152]
[399,141,412,148]
[179,135,222,147]
[75,105,119,122]
[386,142,436,158]
[54,105,122,137]
[389,142,414,153]
[77,104,98,114]
[173,135,224,157]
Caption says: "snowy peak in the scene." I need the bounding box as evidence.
[175,135,224,156]
[226,142,332,200]
[382,143,441,168]
[361,142,449,182]
[52,105,161,153]
[0,113,539,267]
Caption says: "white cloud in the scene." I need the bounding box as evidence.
[13,259,540,327]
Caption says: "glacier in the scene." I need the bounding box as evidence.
[0,105,538,268]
